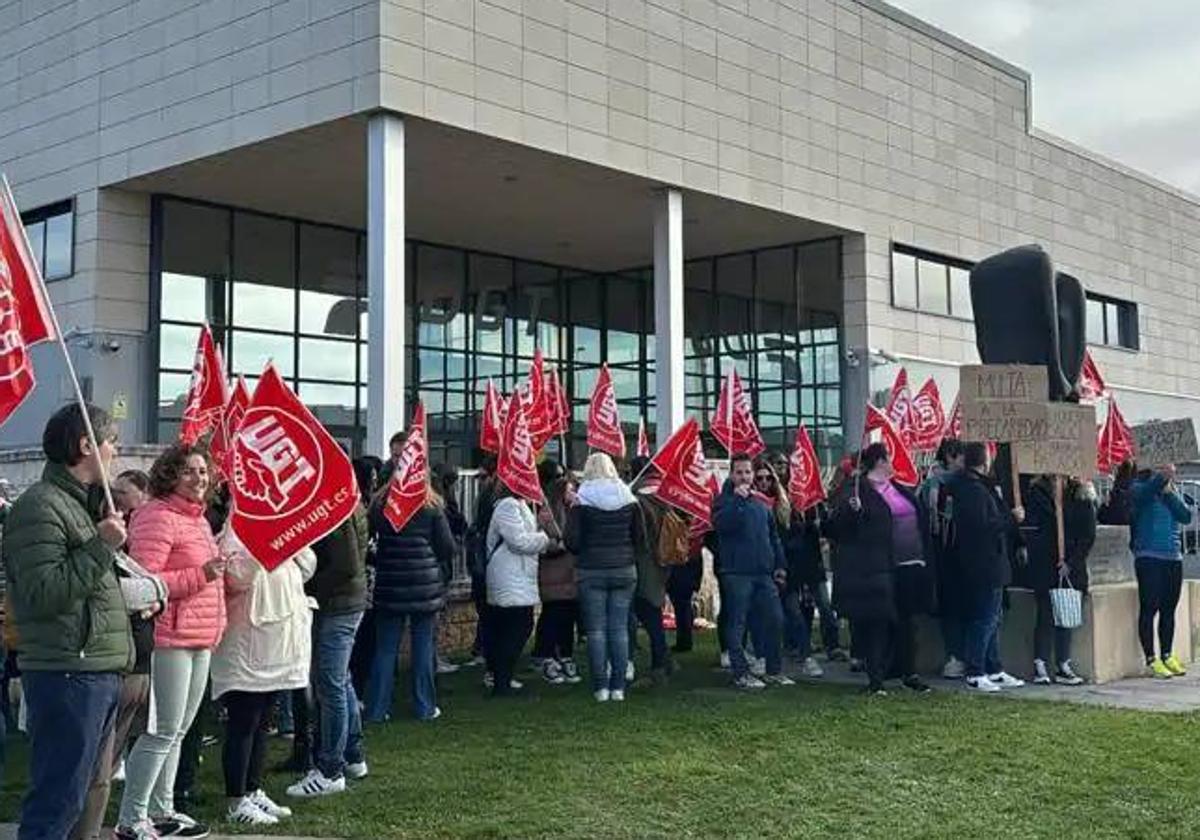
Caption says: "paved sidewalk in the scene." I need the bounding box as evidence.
[779,658,1200,713]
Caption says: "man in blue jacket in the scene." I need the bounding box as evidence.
[712,453,793,690]
[1130,464,1192,678]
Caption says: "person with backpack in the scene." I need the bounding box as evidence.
[531,471,581,685]
[918,439,966,678]
[667,531,705,654]
[945,443,1026,693]
[1130,463,1191,678]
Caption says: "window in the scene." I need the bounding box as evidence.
[890,245,972,320]
[1086,293,1139,350]
[21,200,74,281]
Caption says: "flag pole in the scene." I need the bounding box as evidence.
[1,175,115,515]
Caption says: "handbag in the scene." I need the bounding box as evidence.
[1049,571,1083,629]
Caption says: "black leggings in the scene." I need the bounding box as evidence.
[486,606,533,695]
[1034,590,1073,666]
[855,616,915,690]
[1135,558,1183,660]
[532,600,577,661]
[222,691,275,798]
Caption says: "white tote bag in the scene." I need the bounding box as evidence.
[1049,574,1083,629]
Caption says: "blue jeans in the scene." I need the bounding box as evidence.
[963,587,1005,678]
[20,670,120,840]
[365,610,437,721]
[578,570,636,692]
[314,610,365,778]
[724,574,783,678]
[783,582,840,656]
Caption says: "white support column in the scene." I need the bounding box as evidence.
[366,112,406,458]
[653,188,684,445]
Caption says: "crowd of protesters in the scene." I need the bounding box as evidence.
[1,403,1193,839]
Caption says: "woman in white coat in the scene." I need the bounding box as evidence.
[485,484,555,697]
[210,531,316,826]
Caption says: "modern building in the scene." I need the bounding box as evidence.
[2,0,1198,470]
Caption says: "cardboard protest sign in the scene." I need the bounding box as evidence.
[1131,419,1200,468]
[958,364,1049,443]
[1013,402,1097,478]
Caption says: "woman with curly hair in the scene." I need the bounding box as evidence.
[116,444,228,840]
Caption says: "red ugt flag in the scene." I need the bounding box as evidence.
[788,424,826,513]
[210,376,251,481]
[1078,350,1108,403]
[523,349,555,452]
[1097,397,1134,473]
[944,395,963,441]
[383,401,429,531]
[546,367,570,436]
[885,367,916,448]
[179,324,229,445]
[0,177,58,427]
[651,418,717,522]
[910,378,947,453]
[865,403,919,487]
[229,365,358,571]
[497,391,544,504]
[479,379,503,455]
[711,368,765,456]
[637,416,650,458]
[586,363,625,458]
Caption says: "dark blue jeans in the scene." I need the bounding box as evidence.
[20,670,120,840]
[724,574,783,678]
[963,587,1005,678]
[365,610,437,722]
[783,582,840,656]
[315,610,365,778]
[578,570,636,692]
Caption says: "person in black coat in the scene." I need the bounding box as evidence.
[363,485,456,722]
[1022,476,1096,685]
[945,442,1027,692]
[827,443,934,695]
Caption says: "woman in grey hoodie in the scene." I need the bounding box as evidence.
[564,453,646,702]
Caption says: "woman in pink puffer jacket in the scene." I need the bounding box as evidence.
[117,443,228,839]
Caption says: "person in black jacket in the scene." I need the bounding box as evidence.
[945,442,1027,693]
[827,444,934,695]
[564,453,646,702]
[364,480,456,722]
[712,453,792,691]
[1023,476,1096,685]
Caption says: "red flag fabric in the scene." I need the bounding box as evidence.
[586,363,625,458]
[523,349,555,451]
[1078,350,1108,403]
[710,368,765,456]
[210,376,251,481]
[637,416,650,458]
[1097,397,1135,473]
[545,368,570,436]
[0,179,58,426]
[652,419,718,521]
[479,379,503,454]
[497,392,545,504]
[179,325,229,445]
[788,424,826,512]
[910,378,947,452]
[383,402,429,531]
[944,395,963,441]
[229,365,358,571]
[885,367,916,447]
[865,403,919,487]
[0,178,56,346]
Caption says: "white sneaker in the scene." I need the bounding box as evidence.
[594,689,611,703]
[802,657,825,678]
[626,661,636,682]
[733,674,766,691]
[1033,659,1052,685]
[1056,661,1085,686]
[228,796,279,826]
[610,689,626,702]
[719,651,731,669]
[763,674,796,686]
[346,761,368,780]
[466,654,486,667]
[286,768,347,798]
[749,657,767,677]
[942,656,966,679]
[436,656,460,675]
[542,659,565,685]
[248,789,292,819]
[510,678,523,690]
[114,820,160,840]
[965,675,1001,693]
[113,758,126,782]
[989,671,1025,689]
[560,659,582,684]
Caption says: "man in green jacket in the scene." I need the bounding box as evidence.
[3,403,132,840]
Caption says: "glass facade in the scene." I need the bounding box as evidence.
[153,197,844,464]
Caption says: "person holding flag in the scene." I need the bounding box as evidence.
[712,453,793,691]
[364,405,456,725]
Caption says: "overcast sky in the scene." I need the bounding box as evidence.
[887,0,1200,195]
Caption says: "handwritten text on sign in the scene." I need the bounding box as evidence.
[1013,403,1097,477]
[958,364,1049,443]
[1131,419,1199,468]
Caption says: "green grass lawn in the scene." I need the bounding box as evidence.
[5,633,1200,839]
